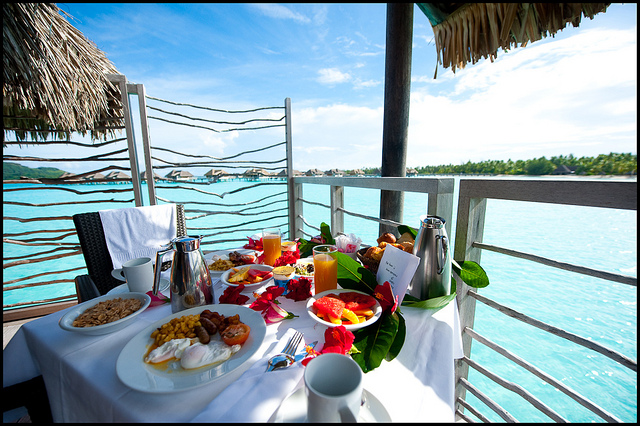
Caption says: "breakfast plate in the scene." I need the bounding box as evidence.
[306,289,382,331]
[220,264,274,290]
[59,292,151,336]
[204,249,257,278]
[273,388,391,422]
[116,304,266,393]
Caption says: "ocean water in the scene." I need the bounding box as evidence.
[2,176,637,422]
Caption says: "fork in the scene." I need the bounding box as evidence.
[266,331,303,372]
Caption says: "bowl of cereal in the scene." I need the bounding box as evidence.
[59,292,150,336]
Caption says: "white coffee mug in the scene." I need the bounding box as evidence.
[304,353,363,423]
[111,257,154,293]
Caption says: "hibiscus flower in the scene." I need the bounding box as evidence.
[243,236,263,251]
[218,284,250,305]
[273,246,300,267]
[301,325,355,366]
[284,277,312,302]
[249,285,297,324]
[374,281,398,314]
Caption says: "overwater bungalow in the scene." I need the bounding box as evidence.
[305,168,324,177]
[81,172,105,182]
[243,168,271,179]
[140,170,162,181]
[165,170,195,181]
[104,171,131,181]
[204,169,228,182]
[406,168,418,177]
[348,169,365,177]
[325,168,345,177]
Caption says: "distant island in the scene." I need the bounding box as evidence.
[3,153,636,180]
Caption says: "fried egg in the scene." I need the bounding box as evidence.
[144,338,193,364]
[180,340,241,370]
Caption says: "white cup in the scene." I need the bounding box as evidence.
[304,353,363,423]
[111,257,154,293]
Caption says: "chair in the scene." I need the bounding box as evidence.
[73,204,186,302]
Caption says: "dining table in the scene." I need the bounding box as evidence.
[3,264,463,423]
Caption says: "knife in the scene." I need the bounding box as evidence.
[295,341,318,362]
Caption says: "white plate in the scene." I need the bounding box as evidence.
[59,292,151,336]
[107,278,170,295]
[274,387,391,422]
[306,289,382,331]
[204,249,257,278]
[220,264,274,289]
[116,304,266,393]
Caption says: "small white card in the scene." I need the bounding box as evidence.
[376,244,420,305]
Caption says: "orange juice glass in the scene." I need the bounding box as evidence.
[313,245,338,294]
[262,228,281,266]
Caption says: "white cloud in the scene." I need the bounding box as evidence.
[317,68,351,85]
[249,4,311,24]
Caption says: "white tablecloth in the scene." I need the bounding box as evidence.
[3,279,463,422]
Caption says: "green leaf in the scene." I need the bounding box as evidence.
[401,293,455,311]
[351,311,399,373]
[397,224,417,239]
[320,222,335,245]
[385,311,405,361]
[297,238,317,258]
[452,260,490,288]
[336,252,377,294]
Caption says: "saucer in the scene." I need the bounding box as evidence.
[107,278,170,296]
[274,388,391,423]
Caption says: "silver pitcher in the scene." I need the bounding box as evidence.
[153,235,213,313]
[408,215,451,300]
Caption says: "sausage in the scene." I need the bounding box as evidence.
[200,317,217,335]
[195,325,210,344]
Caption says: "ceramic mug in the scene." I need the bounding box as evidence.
[111,257,154,293]
[304,353,363,422]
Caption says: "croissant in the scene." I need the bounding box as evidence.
[377,232,396,245]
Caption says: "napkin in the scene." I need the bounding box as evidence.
[99,204,177,269]
[190,328,305,423]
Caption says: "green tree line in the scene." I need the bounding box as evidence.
[363,153,637,176]
[3,162,66,180]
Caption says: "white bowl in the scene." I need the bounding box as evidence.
[306,289,382,331]
[59,292,151,336]
[220,264,274,289]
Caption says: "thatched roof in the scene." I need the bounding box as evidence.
[3,3,124,142]
[417,3,611,75]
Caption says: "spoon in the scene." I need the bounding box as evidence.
[266,331,303,372]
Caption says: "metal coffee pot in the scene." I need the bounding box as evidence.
[153,235,213,313]
[407,215,451,300]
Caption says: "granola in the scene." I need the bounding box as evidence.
[72,297,142,327]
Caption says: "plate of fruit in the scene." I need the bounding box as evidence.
[306,289,382,331]
[221,264,274,289]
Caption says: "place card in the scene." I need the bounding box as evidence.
[376,244,420,305]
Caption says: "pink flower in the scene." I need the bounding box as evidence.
[250,285,297,324]
[146,291,170,308]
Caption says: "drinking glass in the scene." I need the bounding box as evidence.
[313,245,338,294]
[262,228,281,266]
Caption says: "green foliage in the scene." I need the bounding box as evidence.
[3,162,66,180]
[360,152,637,176]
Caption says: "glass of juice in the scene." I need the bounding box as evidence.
[262,228,282,266]
[313,245,338,294]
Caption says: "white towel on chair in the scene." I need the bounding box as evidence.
[99,204,177,269]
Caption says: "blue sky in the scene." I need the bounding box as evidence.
[7,3,637,173]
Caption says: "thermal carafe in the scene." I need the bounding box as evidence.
[408,215,451,300]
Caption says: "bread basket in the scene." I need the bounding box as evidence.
[356,247,380,274]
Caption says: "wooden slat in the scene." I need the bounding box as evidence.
[469,291,637,372]
[465,327,622,422]
[458,377,518,422]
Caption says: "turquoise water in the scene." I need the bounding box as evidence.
[3,177,636,422]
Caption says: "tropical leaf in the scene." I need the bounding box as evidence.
[351,311,399,373]
[452,259,489,288]
[336,252,377,294]
[385,310,405,361]
[397,224,417,239]
[320,222,335,245]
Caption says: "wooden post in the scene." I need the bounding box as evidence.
[379,3,413,236]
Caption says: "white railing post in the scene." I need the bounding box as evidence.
[131,83,157,205]
[109,74,143,206]
[285,97,296,240]
[330,185,345,235]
